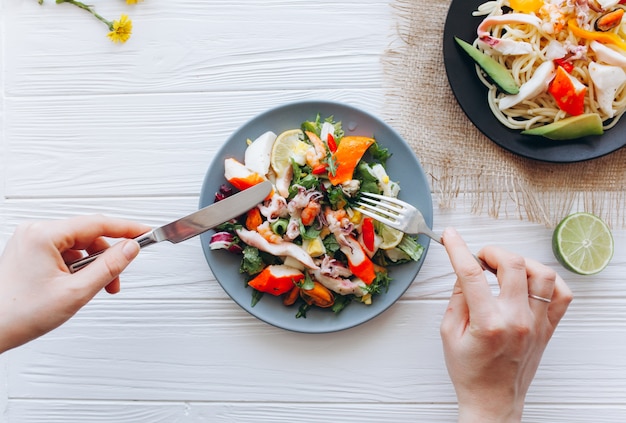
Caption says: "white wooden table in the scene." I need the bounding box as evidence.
[1,1,625,422]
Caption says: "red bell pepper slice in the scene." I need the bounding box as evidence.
[362,217,375,251]
[553,57,574,74]
[311,164,327,175]
[326,133,337,152]
[548,66,587,116]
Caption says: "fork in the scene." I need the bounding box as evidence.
[355,192,496,274]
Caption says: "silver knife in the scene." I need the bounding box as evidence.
[68,180,272,273]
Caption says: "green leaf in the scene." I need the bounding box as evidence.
[397,236,424,262]
[251,289,264,307]
[326,186,347,208]
[354,162,380,194]
[322,233,341,255]
[299,220,322,240]
[298,272,316,290]
[363,272,392,295]
[331,295,352,314]
[296,303,311,318]
[368,142,392,166]
[239,246,265,275]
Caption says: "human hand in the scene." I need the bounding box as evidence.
[0,215,151,353]
[440,227,573,423]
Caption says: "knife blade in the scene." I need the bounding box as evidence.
[68,180,272,273]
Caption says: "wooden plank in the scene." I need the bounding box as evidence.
[6,298,626,404]
[3,0,390,96]
[4,90,383,198]
[7,400,626,423]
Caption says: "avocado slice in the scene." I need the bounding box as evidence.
[521,113,604,140]
[454,36,520,95]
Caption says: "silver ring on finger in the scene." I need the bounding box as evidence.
[528,293,551,303]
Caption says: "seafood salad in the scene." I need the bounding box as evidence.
[209,114,424,318]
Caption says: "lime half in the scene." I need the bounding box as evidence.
[552,212,614,275]
[375,221,404,250]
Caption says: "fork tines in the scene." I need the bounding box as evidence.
[355,192,405,228]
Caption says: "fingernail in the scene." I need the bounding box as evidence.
[122,240,140,260]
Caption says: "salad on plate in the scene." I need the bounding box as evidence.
[209,114,424,318]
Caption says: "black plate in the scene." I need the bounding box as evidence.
[443,0,626,163]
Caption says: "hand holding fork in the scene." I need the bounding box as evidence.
[355,192,496,274]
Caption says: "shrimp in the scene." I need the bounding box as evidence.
[301,201,321,226]
[304,131,327,168]
[287,185,323,226]
[256,221,283,244]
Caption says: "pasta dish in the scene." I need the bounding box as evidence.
[471,0,626,132]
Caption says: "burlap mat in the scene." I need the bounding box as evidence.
[383,0,626,229]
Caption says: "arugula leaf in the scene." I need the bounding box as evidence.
[289,160,320,197]
[215,221,243,233]
[326,186,347,209]
[301,114,323,135]
[251,289,264,307]
[368,142,392,166]
[332,119,344,139]
[239,246,265,275]
[363,271,392,295]
[325,155,338,177]
[331,295,352,314]
[322,233,341,255]
[296,303,311,319]
[354,162,380,194]
[299,221,322,240]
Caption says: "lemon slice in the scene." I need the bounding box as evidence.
[376,221,404,250]
[270,129,309,175]
[552,212,614,275]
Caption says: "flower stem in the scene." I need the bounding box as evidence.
[55,0,113,30]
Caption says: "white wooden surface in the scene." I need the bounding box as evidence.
[2,1,626,422]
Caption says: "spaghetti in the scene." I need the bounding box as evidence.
[471,0,626,131]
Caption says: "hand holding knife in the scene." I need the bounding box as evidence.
[69,181,272,273]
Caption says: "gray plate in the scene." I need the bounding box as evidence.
[199,100,433,333]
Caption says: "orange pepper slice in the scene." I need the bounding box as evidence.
[327,136,375,186]
[568,19,626,51]
[245,207,263,231]
[509,0,543,13]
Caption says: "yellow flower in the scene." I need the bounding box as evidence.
[126,0,144,4]
[107,14,132,44]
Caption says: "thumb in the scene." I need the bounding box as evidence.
[72,239,141,296]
